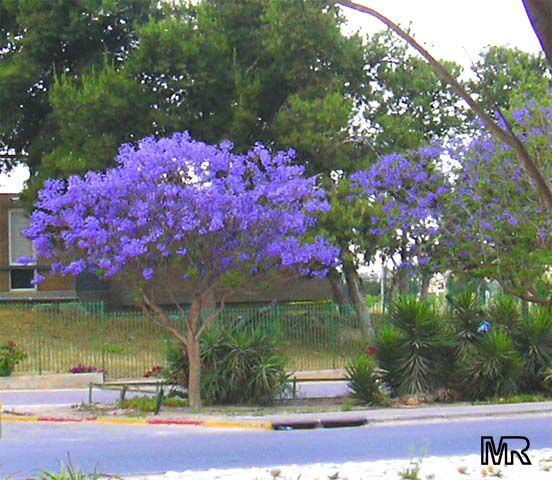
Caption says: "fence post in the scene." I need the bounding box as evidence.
[99,302,106,374]
[34,305,43,375]
[275,304,283,340]
[328,302,336,369]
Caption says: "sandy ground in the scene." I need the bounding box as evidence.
[130,450,552,479]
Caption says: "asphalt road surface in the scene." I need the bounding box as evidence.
[1,414,551,477]
[0,382,349,408]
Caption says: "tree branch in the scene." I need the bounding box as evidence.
[522,0,552,67]
[141,291,190,344]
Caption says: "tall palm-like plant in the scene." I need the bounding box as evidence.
[487,295,521,332]
[514,307,552,391]
[448,292,485,357]
[460,330,521,399]
[376,296,450,397]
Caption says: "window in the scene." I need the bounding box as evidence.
[8,209,36,291]
[10,269,35,290]
[9,209,34,265]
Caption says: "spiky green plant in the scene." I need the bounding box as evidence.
[345,355,387,405]
[39,456,100,480]
[486,295,521,332]
[460,330,521,400]
[448,291,485,357]
[376,296,451,397]
[514,307,552,391]
[167,324,289,405]
[542,365,552,392]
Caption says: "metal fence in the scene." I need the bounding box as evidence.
[0,301,381,378]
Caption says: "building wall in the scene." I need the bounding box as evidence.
[107,273,334,308]
[0,195,76,301]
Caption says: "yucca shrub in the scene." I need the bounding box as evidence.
[375,296,451,397]
[448,292,485,357]
[543,365,552,393]
[487,295,521,332]
[514,307,552,391]
[167,325,289,405]
[345,355,387,405]
[460,330,521,400]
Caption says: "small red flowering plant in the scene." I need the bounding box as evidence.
[0,341,27,376]
[143,365,164,378]
[69,364,107,376]
[365,346,377,356]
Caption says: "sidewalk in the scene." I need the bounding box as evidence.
[263,401,552,429]
[3,399,552,430]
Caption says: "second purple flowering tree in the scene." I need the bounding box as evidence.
[25,133,339,407]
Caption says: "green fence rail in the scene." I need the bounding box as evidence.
[0,301,382,378]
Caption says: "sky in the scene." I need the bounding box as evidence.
[0,0,543,193]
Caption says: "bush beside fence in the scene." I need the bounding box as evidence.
[0,301,381,378]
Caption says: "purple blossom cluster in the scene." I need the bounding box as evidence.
[25,133,339,287]
[350,144,450,268]
[347,94,550,291]
[442,99,552,267]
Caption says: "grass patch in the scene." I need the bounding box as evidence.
[0,304,374,378]
[121,395,189,412]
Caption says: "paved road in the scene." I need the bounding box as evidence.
[1,414,550,477]
[0,382,348,408]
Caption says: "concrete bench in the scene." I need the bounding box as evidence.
[89,378,181,414]
[289,369,347,398]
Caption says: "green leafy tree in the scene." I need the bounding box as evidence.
[361,30,466,158]
[13,0,369,206]
[469,46,549,112]
[26,65,152,200]
[0,0,155,172]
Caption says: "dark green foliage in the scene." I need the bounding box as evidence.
[3,0,368,200]
[514,307,552,391]
[487,295,521,333]
[376,296,451,397]
[460,331,522,400]
[0,0,155,172]
[543,365,552,393]
[448,291,485,357]
[167,325,289,405]
[345,355,386,405]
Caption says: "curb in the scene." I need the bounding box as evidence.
[0,414,353,430]
[202,420,273,430]
[0,414,272,430]
[3,405,551,431]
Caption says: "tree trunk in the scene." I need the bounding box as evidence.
[329,272,347,306]
[420,271,430,300]
[185,336,202,408]
[186,294,203,409]
[202,288,216,313]
[345,266,375,338]
[395,270,408,296]
[522,0,552,66]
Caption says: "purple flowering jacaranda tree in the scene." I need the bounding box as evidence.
[25,132,339,407]
[350,145,450,296]
[440,96,552,305]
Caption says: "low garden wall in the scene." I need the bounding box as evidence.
[0,372,104,390]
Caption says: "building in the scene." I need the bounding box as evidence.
[0,194,332,306]
[0,194,77,301]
